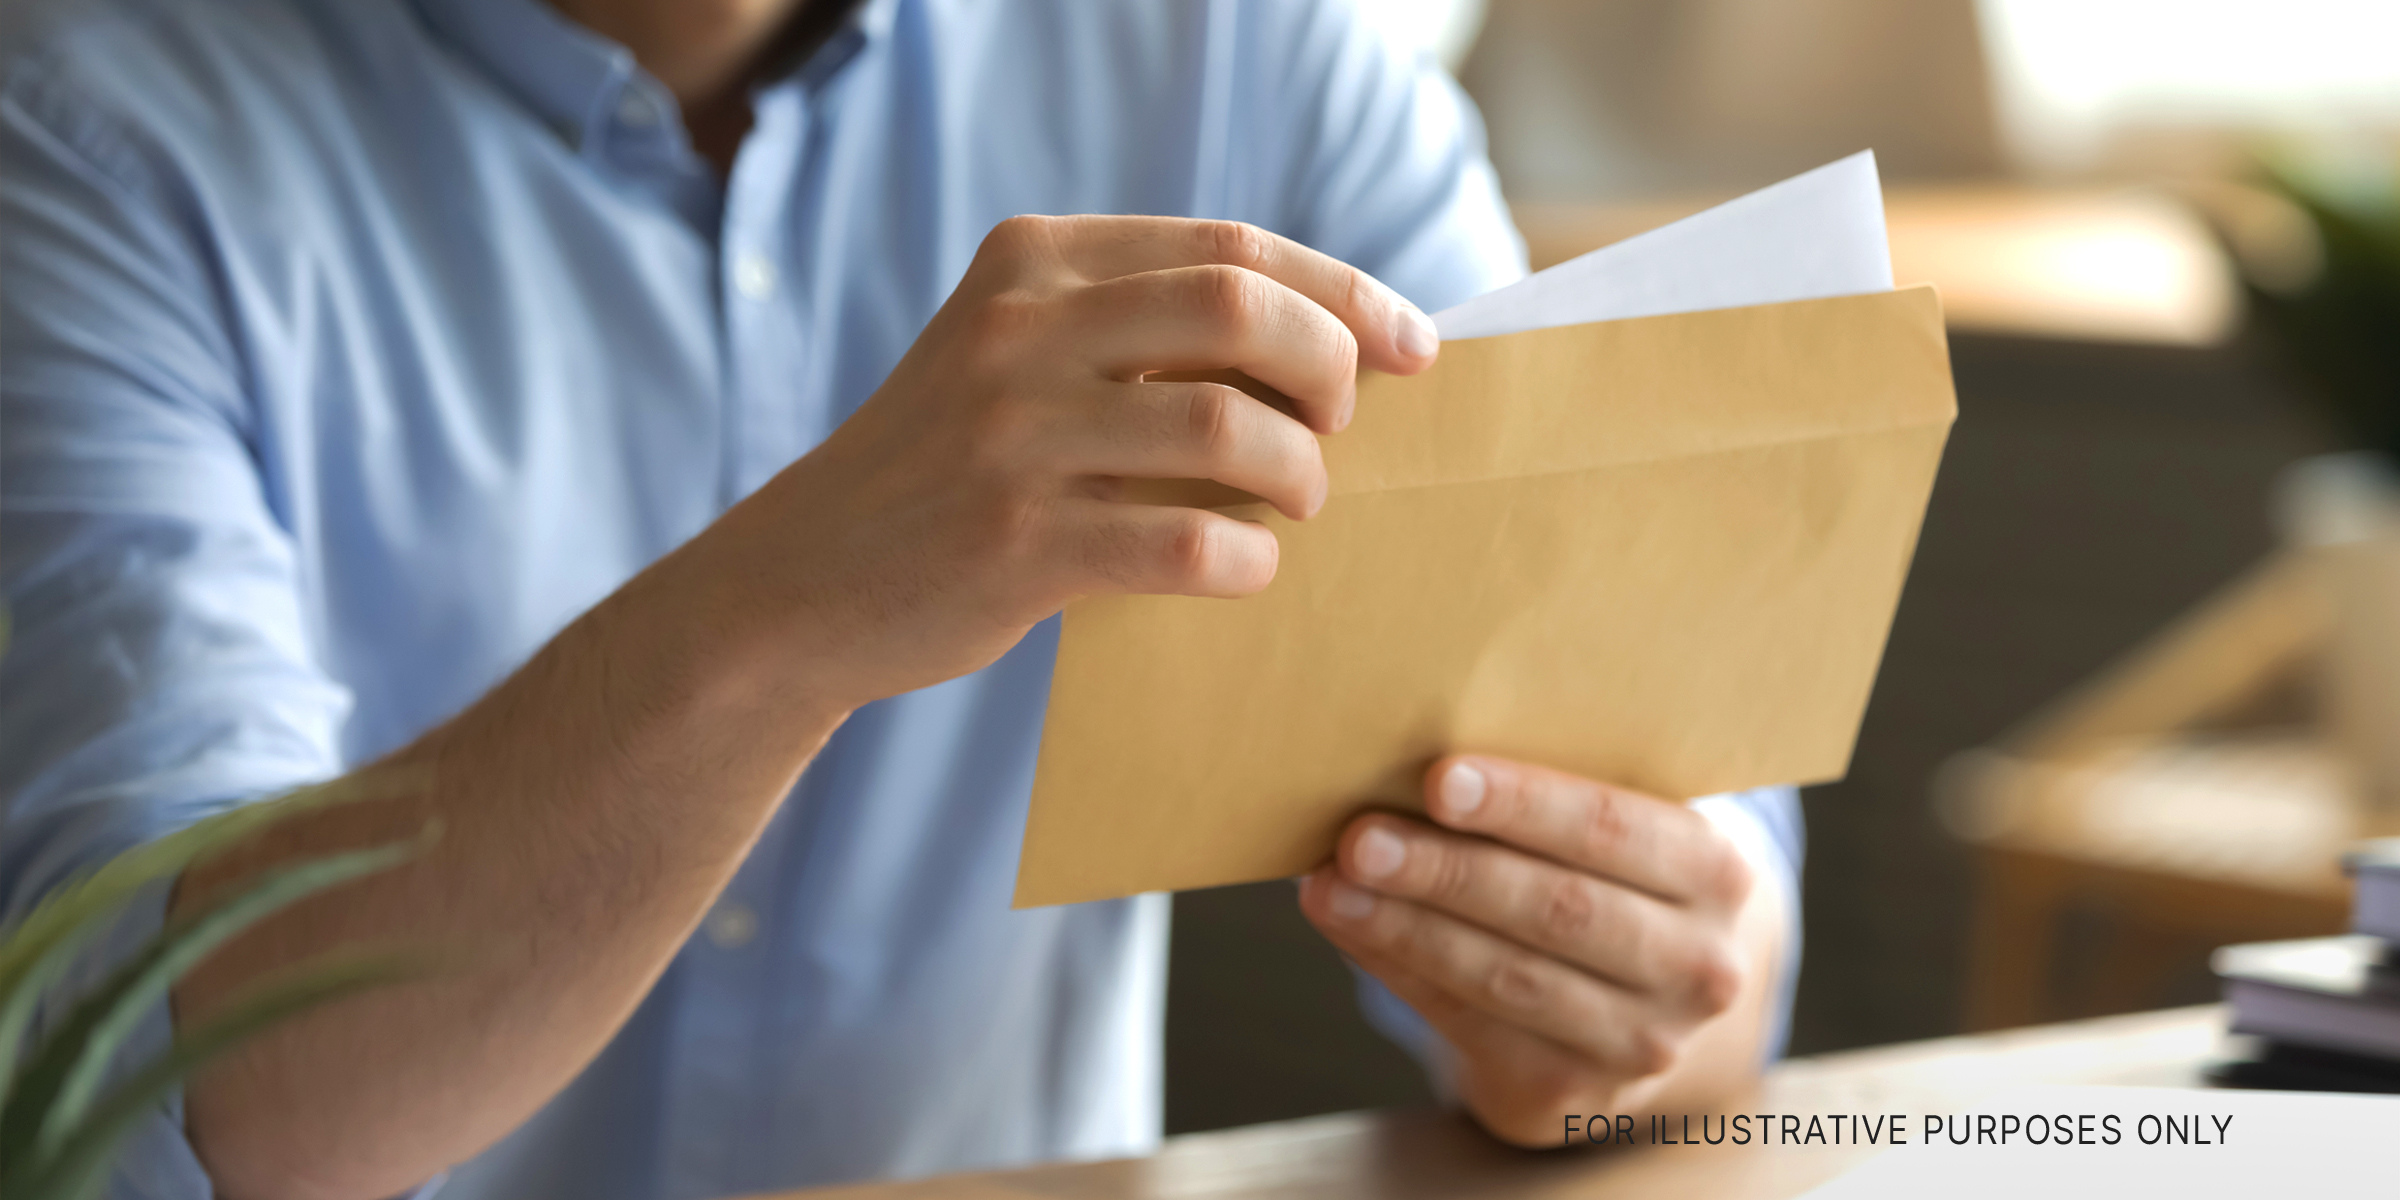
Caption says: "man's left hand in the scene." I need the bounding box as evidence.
[1300,755,1780,1147]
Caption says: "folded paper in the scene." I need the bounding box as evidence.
[1015,158,1956,907]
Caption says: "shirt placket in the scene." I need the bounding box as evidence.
[718,84,817,504]
[657,81,818,1200]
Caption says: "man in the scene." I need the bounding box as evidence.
[0,0,1803,1197]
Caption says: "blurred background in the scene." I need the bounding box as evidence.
[1165,0,2400,1133]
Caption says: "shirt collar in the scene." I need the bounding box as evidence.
[406,0,896,149]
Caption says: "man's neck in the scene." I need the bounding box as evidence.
[547,0,857,174]
[548,0,803,107]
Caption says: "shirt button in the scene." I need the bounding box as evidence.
[703,901,758,950]
[615,90,660,129]
[732,254,778,301]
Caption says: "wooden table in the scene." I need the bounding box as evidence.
[757,1006,2224,1200]
[1951,735,2361,1029]
[1941,555,2388,1030]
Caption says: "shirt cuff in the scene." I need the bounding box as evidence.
[1689,786,1804,1063]
[1352,959,1458,1101]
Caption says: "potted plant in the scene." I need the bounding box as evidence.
[0,776,428,1198]
[2238,155,2400,808]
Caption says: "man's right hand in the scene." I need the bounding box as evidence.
[697,215,1440,713]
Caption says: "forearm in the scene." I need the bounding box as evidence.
[175,523,844,1200]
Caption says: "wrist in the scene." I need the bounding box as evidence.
[591,524,858,746]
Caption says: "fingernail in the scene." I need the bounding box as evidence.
[1353,825,1406,880]
[1441,761,1486,818]
[1325,880,1377,921]
[1395,304,1438,362]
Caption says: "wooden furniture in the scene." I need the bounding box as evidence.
[1944,553,2396,1030]
[1512,184,2241,346]
[753,1006,2223,1200]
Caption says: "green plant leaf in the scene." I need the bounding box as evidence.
[0,951,417,1200]
[2247,160,2400,459]
[0,767,422,1110]
[0,832,430,1168]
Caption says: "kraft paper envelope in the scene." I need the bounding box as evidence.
[1015,160,1955,907]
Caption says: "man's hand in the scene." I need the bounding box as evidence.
[1300,756,1784,1147]
[704,214,1440,713]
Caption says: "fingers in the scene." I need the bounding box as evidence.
[1050,497,1279,599]
[1052,380,1327,520]
[1420,757,1754,909]
[1009,214,1439,379]
[1334,816,1735,1007]
[1300,870,1682,1079]
[1326,937,1637,1145]
[928,214,1443,610]
[1072,264,1364,434]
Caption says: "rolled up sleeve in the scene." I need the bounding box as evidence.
[2,57,352,1200]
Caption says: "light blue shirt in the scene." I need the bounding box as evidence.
[0,0,1803,1196]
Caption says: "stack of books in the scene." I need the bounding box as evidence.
[2210,838,2400,1092]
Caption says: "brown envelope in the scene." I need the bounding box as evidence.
[1015,285,1956,907]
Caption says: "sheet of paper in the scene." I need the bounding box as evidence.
[1015,156,1954,908]
[1436,150,1893,339]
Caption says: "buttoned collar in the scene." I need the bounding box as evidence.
[405,0,894,153]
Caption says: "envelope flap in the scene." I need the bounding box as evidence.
[1326,286,1955,499]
